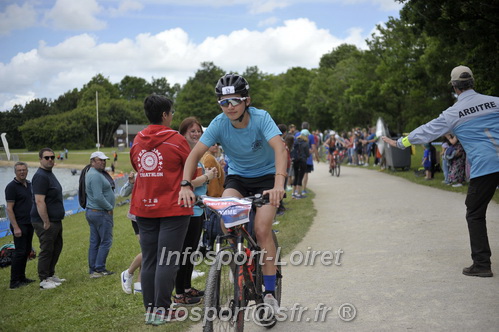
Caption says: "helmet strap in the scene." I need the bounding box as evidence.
[236,108,246,122]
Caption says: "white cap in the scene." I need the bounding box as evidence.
[449,65,473,83]
[90,151,110,160]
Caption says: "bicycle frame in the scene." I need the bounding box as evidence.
[199,195,281,332]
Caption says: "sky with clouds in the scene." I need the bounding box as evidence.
[0,0,402,111]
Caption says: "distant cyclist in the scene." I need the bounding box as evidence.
[178,73,287,315]
[324,131,337,173]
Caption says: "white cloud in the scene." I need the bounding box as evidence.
[109,0,144,17]
[0,2,37,35]
[339,0,402,11]
[258,16,280,27]
[248,0,290,14]
[1,91,35,112]
[44,0,106,30]
[0,18,370,111]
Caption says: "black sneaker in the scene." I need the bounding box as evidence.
[185,287,205,297]
[10,281,27,290]
[21,278,36,284]
[462,264,493,277]
[173,293,202,306]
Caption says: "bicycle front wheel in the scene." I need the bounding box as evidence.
[335,162,341,177]
[203,249,243,332]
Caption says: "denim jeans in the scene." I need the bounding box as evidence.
[85,209,113,273]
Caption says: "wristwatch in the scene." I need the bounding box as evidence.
[180,180,193,188]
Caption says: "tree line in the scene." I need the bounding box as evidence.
[1,0,497,151]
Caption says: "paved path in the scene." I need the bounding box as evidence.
[192,162,499,331]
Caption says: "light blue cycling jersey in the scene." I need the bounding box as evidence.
[200,107,281,178]
[397,89,499,179]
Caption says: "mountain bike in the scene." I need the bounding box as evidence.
[196,195,282,332]
[330,151,341,177]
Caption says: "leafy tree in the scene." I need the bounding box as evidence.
[0,105,25,149]
[319,44,361,69]
[150,77,178,100]
[79,74,120,107]
[399,0,499,94]
[23,98,51,119]
[173,62,225,128]
[51,88,80,114]
[269,67,314,127]
[118,76,151,101]
[20,106,96,150]
[241,66,273,111]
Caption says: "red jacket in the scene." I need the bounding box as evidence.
[130,125,193,218]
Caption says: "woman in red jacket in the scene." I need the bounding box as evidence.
[130,95,192,325]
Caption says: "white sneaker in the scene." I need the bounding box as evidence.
[191,270,205,280]
[40,279,58,290]
[121,270,133,294]
[49,275,66,283]
[133,282,142,294]
[263,293,281,318]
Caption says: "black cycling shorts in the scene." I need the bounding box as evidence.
[224,174,275,198]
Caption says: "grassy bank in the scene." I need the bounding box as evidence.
[0,191,316,331]
[2,148,134,173]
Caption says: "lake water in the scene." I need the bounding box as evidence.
[0,166,82,204]
[0,166,128,237]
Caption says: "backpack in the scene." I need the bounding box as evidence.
[78,164,116,209]
[0,243,36,268]
[290,139,309,162]
[78,164,91,209]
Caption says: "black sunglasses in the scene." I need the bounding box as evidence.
[43,156,56,160]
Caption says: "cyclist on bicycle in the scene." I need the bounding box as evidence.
[178,73,287,315]
[324,131,337,173]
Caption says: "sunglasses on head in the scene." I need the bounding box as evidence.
[44,156,55,160]
[218,97,247,107]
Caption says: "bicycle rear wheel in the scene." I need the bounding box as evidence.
[273,231,283,306]
[203,250,243,332]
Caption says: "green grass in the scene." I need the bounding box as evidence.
[0,190,316,331]
[8,148,135,173]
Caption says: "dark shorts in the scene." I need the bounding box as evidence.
[131,220,139,235]
[306,164,313,173]
[224,174,275,197]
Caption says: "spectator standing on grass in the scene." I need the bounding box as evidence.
[85,151,116,278]
[383,65,499,278]
[31,148,66,290]
[201,144,225,198]
[130,94,193,325]
[174,117,217,306]
[120,171,143,295]
[441,137,451,184]
[5,162,35,289]
[445,134,466,187]
[422,143,433,180]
